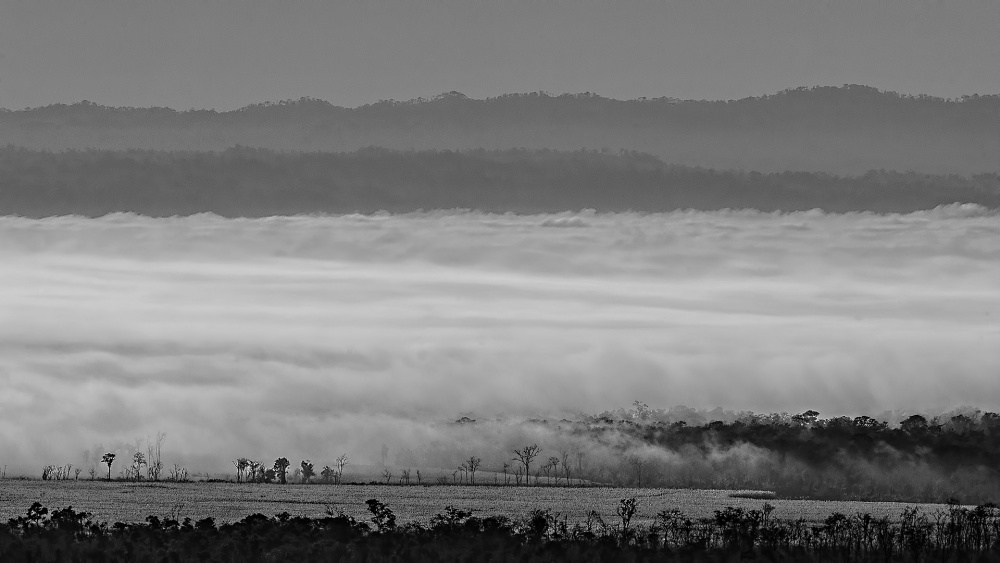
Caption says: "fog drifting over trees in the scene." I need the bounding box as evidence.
[1,210,997,475]
[1,147,998,217]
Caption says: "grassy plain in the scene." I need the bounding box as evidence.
[0,479,959,527]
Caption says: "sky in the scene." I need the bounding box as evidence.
[1,0,999,110]
[1,209,999,474]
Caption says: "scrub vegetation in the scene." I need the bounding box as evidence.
[3,496,1000,562]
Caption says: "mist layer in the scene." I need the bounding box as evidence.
[1,208,998,473]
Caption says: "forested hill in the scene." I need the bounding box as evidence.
[2,86,999,175]
[2,147,998,217]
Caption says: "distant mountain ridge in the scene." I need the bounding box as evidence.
[2,86,998,176]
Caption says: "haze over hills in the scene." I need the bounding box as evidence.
[2,147,999,217]
[3,85,999,176]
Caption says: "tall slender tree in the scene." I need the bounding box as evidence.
[101,453,115,481]
[466,456,482,485]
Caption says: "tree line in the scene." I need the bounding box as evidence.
[379,406,1000,504]
[16,405,1000,505]
[213,404,1000,504]
[2,85,999,174]
[553,406,1000,502]
[33,434,177,483]
[1,146,997,217]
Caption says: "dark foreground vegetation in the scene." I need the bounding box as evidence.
[5,499,1000,562]
[1,146,999,216]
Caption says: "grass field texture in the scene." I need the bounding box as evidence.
[0,480,960,527]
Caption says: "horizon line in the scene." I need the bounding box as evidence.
[3,84,997,114]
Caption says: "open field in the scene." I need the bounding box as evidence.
[0,480,961,526]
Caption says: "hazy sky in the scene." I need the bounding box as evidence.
[1,0,998,110]
[2,208,999,473]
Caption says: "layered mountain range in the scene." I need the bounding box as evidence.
[2,85,998,216]
[3,85,998,176]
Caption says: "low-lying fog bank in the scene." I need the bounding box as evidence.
[1,208,997,476]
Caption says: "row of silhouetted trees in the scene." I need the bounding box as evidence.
[30,407,1000,504]
[369,408,1000,503]
[1,146,997,216]
[3,86,999,173]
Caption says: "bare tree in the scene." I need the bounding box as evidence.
[561,451,571,484]
[618,497,638,541]
[512,444,541,486]
[74,467,82,480]
[465,456,482,485]
[416,470,422,485]
[335,454,348,484]
[540,459,553,484]
[382,467,392,484]
[169,464,189,482]
[627,455,643,487]
[502,462,510,486]
[233,458,249,483]
[548,456,560,485]
[146,432,165,481]
[400,468,411,485]
[101,453,115,481]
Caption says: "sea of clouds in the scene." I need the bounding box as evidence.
[1,207,998,474]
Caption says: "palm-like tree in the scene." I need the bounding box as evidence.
[101,453,115,481]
